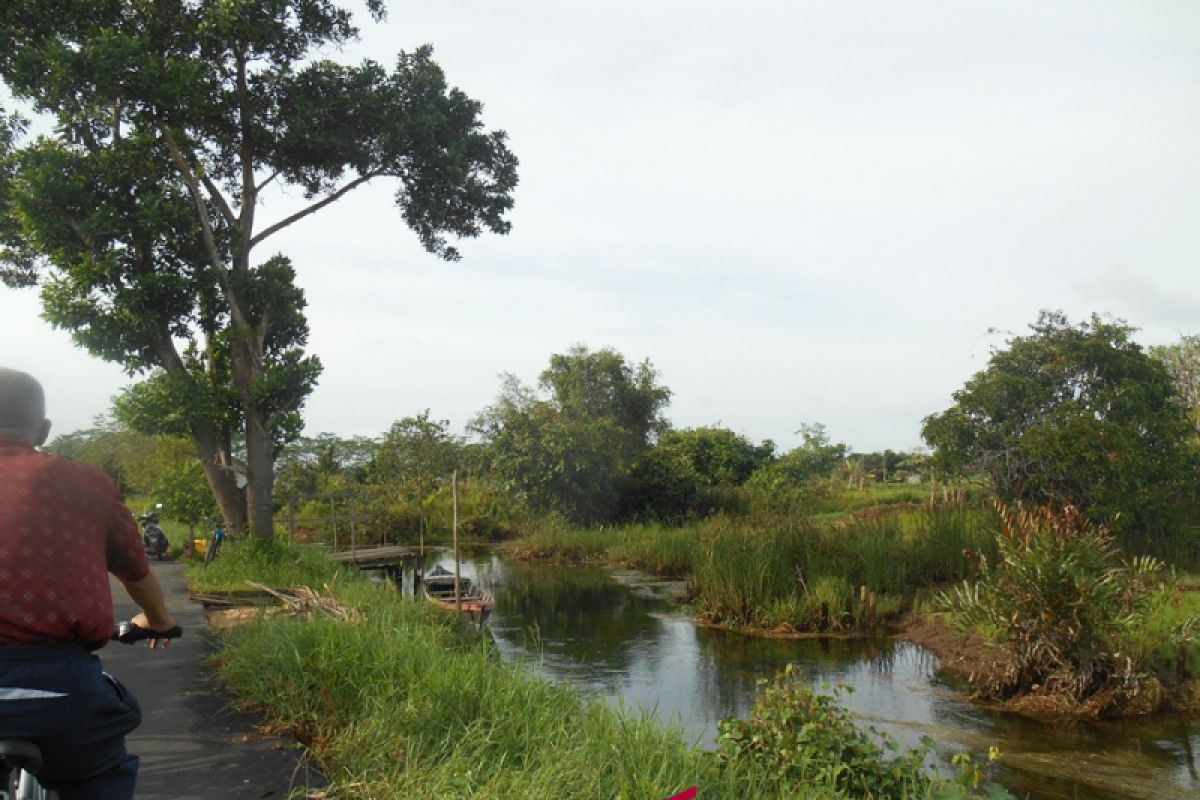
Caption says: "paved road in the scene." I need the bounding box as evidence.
[104,562,326,799]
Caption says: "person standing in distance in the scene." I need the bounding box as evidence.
[0,367,179,799]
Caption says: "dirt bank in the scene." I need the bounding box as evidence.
[896,613,1011,685]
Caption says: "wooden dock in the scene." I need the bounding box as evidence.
[327,544,419,566]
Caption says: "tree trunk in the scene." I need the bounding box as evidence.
[190,423,247,534]
[244,404,276,539]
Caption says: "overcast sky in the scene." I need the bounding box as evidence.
[3,0,1198,453]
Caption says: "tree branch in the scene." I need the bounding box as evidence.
[255,169,282,193]
[63,216,95,251]
[160,127,252,331]
[199,173,237,229]
[250,171,384,248]
[236,47,257,245]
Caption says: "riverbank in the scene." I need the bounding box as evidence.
[508,508,1200,722]
[187,540,1004,799]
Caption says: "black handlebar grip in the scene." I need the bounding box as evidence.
[113,621,184,644]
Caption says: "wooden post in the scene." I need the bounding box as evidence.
[330,499,338,550]
[417,507,425,596]
[350,496,358,562]
[287,496,297,545]
[453,470,461,612]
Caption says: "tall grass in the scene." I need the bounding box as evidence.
[608,523,695,576]
[509,501,997,632]
[185,538,343,593]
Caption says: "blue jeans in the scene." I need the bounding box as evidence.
[0,643,140,799]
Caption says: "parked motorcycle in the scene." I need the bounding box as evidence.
[141,514,170,560]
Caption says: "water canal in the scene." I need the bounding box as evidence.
[408,550,1199,800]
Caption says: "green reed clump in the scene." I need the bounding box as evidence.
[608,523,696,576]
[691,515,811,625]
[508,519,611,562]
[690,506,991,631]
[912,504,996,584]
[509,499,996,633]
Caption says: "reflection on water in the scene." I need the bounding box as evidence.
[422,551,1200,800]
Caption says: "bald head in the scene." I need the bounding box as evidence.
[0,368,51,446]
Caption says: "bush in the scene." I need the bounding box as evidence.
[940,503,1189,708]
[717,665,1011,799]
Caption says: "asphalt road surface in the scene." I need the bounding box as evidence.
[104,562,326,799]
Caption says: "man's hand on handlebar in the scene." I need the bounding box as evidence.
[125,612,182,650]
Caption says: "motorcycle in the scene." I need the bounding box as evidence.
[141,517,169,561]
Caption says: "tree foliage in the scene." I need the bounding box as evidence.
[922,312,1195,547]
[275,432,378,498]
[369,411,463,504]
[1150,334,1200,438]
[0,1,517,537]
[471,347,671,524]
[623,427,774,521]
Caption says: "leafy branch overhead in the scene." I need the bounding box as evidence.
[0,1,518,537]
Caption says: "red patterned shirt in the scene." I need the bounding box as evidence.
[0,439,149,646]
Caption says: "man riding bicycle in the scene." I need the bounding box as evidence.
[0,368,179,799]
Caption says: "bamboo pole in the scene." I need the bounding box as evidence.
[413,509,425,598]
[287,496,296,545]
[453,469,461,612]
[330,499,338,550]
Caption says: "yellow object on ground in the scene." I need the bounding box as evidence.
[193,538,208,554]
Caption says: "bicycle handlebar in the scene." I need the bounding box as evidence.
[111,620,184,644]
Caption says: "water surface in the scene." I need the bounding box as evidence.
[418,552,1200,800]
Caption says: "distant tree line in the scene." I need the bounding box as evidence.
[50,315,1200,553]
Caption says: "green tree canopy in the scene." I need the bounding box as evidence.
[0,1,517,537]
[922,311,1196,547]
[275,432,379,497]
[368,411,464,505]
[655,427,775,487]
[471,347,671,524]
[768,423,848,483]
[1150,334,1200,439]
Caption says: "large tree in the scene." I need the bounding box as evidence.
[922,311,1195,547]
[367,410,463,529]
[0,1,517,537]
[471,347,671,524]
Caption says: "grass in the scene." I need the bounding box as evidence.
[204,544,995,799]
[184,537,345,594]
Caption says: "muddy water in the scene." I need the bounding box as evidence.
[420,552,1200,800]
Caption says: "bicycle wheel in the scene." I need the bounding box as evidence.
[204,539,217,565]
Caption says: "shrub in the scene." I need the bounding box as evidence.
[940,502,1187,707]
[717,665,1011,799]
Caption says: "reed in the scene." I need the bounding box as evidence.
[608,523,696,576]
[508,501,994,633]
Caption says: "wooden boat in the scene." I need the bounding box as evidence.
[422,564,495,621]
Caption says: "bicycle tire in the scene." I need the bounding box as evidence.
[203,541,216,565]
